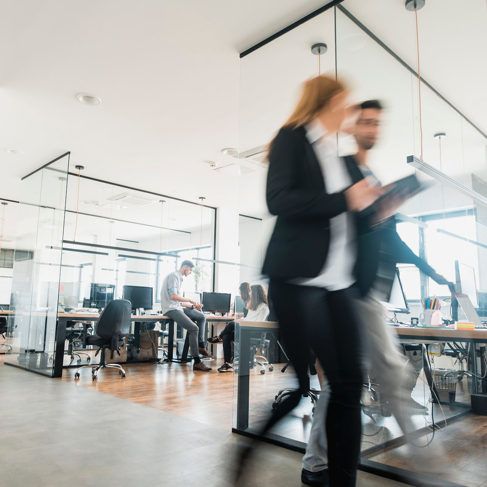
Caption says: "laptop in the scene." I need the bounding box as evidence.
[454,293,483,328]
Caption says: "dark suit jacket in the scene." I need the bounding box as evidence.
[262,126,369,280]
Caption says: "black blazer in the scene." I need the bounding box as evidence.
[262,126,367,280]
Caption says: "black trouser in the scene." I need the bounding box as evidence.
[220,321,235,364]
[268,281,365,487]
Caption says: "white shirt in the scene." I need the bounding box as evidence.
[296,120,356,291]
[244,303,270,322]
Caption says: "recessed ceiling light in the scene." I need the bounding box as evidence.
[221,148,239,157]
[5,149,24,156]
[77,93,102,106]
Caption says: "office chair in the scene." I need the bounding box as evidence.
[74,299,131,381]
[249,332,274,374]
[0,317,11,351]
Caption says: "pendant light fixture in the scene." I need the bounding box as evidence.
[311,42,327,75]
[405,2,487,209]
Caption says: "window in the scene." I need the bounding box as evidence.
[396,222,421,301]
[155,246,213,302]
[423,214,479,297]
[115,259,126,299]
[78,263,92,305]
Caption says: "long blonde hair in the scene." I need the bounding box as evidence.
[268,75,346,155]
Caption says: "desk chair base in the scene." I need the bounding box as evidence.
[74,362,126,381]
[67,351,92,366]
[251,355,274,375]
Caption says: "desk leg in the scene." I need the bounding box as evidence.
[472,343,478,394]
[134,322,141,349]
[53,318,67,378]
[167,320,174,362]
[237,326,251,431]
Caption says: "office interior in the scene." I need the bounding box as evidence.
[1,1,487,486]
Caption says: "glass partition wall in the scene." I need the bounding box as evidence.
[60,174,216,310]
[4,158,217,376]
[5,154,70,375]
[233,0,487,482]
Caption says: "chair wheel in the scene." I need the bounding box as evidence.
[92,375,98,381]
[260,369,265,375]
[121,373,126,379]
[87,357,91,363]
[77,359,82,365]
[74,373,80,379]
[269,366,274,372]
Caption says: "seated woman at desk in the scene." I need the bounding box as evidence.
[210,283,270,373]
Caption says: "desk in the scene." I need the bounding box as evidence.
[235,320,279,431]
[55,313,173,378]
[392,326,487,395]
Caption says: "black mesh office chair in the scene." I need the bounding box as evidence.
[74,299,131,381]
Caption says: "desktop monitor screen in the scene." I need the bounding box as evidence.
[202,292,231,314]
[456,261,478,307]
[123,285,153,310]
[381,269,409,313]
[235,296,245,314]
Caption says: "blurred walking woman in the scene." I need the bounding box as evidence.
[262,76,381,486]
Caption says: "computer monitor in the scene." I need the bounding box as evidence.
[89,283,115,309]
[123,285,153,311]
[455,261,478,308]
[202,292,231,314]
[235,296,245,314]
[184,292,201,304]
[381,269,409,314]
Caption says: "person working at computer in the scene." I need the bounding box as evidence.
[160,260,212,372]
[301,100,454,487]
[209,283,270,373]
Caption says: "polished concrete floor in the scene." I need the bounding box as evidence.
[0,364,409,487]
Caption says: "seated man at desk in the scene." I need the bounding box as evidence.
[161,260,212,372]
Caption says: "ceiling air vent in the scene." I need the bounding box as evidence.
[106,192,153,206]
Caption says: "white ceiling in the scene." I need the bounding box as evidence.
[0,0,333,208]
[1,0,486,224]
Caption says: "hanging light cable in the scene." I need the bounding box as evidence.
[0,202,7,255]
[414,5,424,160]
[311,43,328,76]
[73,165,84,241]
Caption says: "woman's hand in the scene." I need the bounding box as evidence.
[345,179,383,212]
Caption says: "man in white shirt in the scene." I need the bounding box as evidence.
[161,260,212,372]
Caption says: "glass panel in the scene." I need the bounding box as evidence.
[6,155,70,375]
[60,173,216,311]
[234,5,335,444]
